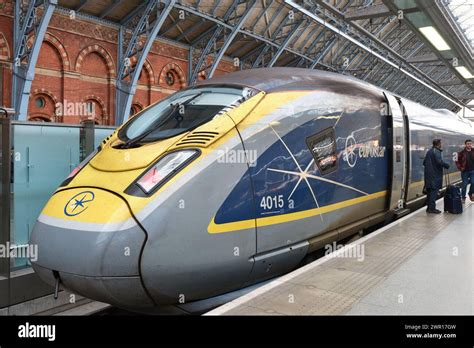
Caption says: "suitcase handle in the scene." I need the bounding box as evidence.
[444,169,451,187]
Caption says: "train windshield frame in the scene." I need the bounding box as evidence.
[118,85,258,146]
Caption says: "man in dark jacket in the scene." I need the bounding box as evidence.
[423,139,450,214]
[455,139,474,202]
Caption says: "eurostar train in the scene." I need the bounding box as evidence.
[30,68,473,313]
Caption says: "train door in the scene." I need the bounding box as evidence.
[399,98,410,204]
[384,92,409,212]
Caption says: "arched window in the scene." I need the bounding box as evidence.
[35,96,46,109]
[159,63,187,90]
[29,92,57,121]
[165,71,176,86]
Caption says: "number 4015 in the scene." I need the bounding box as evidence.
[260,195,284,210]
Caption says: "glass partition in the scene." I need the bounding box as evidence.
[10,123,115,270]
[0,121,116,309]
[12,124,81,269]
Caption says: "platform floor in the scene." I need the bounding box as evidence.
[0,289,111,316]
[207,199,474,315]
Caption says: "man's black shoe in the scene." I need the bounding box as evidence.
[427,209,442,214]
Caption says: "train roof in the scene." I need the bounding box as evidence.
[197,67,383,98]
[198,68,470,126]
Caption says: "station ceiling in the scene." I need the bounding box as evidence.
[57,0,474,112]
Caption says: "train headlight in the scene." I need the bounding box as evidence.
[131,150,200,195]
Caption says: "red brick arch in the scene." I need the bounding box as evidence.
[143,59,155,84]
[129,56,155,84]
[30,88,60,122]
[75,44,115,77]
[159,62,186,88]
[26,33,70,70]
[32,88,59,106]
[132,101,144,111]
[83,95,107,115]
[0,32,10,61]
[43,33,70,70]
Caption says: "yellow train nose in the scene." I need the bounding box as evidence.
[41,187,134,227]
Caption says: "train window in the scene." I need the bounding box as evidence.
[118,85,258,147]
[306,128,337,175]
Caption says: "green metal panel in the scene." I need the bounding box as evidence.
[12,124,80,269]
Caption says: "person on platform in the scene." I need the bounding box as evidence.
[456,139,474,203]
[423,139,450,214]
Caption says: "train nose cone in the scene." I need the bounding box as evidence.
[30,188,154,309]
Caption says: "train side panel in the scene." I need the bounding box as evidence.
[215,89,390,261]
[402,99,474,203]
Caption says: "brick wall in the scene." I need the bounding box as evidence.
[0,0,13,109]
[0,1,237,125]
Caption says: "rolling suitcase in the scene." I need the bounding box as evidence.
[444,171,463,214]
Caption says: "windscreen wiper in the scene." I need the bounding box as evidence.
[122,92,206,148]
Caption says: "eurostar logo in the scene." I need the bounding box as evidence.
[64,191,95,217]
[344,135,357,168]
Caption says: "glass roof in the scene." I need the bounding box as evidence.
[447,0,474,48]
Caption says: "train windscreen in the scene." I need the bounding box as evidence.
[118,86,256,147]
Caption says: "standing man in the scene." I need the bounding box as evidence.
[423,139,450,214]
[456,139,474,202]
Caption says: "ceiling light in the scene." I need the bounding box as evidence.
[455,66,474,79]
[419,26,451,51]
